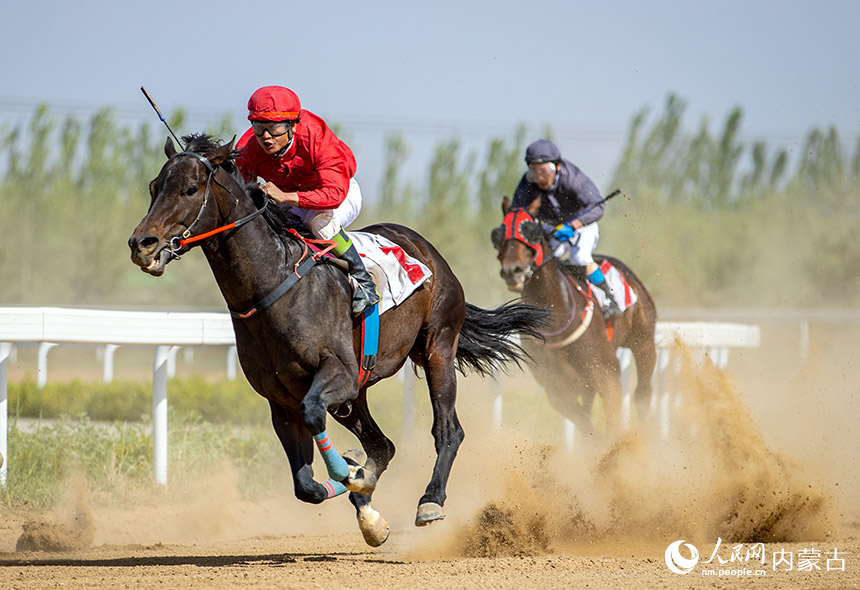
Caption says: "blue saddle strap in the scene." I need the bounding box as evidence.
[358,303,379,389]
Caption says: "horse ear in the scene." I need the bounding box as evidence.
[501,196,511,214]
[527,196,542,217]
[521,222,544,243]
[164,136,177,159]
[490,226,505,249]
[207,136,236,166]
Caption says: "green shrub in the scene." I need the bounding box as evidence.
[1,411,284,510]
[8,377,269,425]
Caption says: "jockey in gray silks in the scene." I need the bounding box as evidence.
[511,139,621,318]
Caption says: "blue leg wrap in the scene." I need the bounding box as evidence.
[313,430,349,481]
[322,478,348,499]
[587,267,606,285]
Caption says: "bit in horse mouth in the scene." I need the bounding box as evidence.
[141,248,171,275]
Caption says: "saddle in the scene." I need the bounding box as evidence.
[557,257,638,314]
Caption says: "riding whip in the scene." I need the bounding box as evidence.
[554,188,623,232]
[140,86,185,149]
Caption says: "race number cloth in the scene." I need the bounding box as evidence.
[350,232,433,315]
[591,260,638,313]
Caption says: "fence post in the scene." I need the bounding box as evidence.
[0,342,11,486]
[37,342,59,388]
[101,344,119,383]
[655,348,672,440]
[617,348,634,429]
[153,345,176,485]
[226,346,238,381]
[563,419,575,452]
[491,376,503,430]
[401,362,416,442]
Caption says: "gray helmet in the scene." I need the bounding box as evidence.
[525,139,561,164]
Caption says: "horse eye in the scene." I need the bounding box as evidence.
[185,186,198,196]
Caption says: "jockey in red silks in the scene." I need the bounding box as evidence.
[236,85,379,315]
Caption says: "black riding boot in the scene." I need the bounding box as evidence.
[334,233,380,315]
[595,280,623,318]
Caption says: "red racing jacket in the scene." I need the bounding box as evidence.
[236,109,357,210]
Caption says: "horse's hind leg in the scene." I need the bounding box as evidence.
[625,313,657,421]
[412,345,465,526]
[631,338,657,421]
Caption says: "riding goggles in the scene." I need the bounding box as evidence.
[526,161,557,182]
[251,120,294,137]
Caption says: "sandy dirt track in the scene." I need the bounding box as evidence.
[1,530,858,590]
[1,327,858,589]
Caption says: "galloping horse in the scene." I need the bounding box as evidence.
[491,196,657,438]
[128,134,547,546]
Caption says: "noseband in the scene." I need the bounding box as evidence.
[164,151,268,259]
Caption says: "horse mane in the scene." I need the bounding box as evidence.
[181,133,310,239]
[264,201,313,239]
[181,133,240,175]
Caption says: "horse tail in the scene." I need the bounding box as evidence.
[455,301,549,377]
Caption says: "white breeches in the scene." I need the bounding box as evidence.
[546,221,600,266]
[289,177,362,240]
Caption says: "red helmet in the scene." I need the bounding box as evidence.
[247,86,301,122]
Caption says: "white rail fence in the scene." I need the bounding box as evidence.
[0,307,760,486]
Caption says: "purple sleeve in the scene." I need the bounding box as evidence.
[562,162,605,226]
[510,174,534,208]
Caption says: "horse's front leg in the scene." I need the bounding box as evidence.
[269,401,347,503]
[300,362,391,546]
[298,358,359,483]
[331,389,396,546]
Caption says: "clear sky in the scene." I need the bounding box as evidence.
[2,0,859,195]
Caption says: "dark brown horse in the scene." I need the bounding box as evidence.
[492,197,657,438]
[128,134,547,547]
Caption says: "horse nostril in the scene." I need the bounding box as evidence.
[130,235,159,254]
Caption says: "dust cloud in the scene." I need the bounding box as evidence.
[398,340,845,559]
[6,328,855,559]
[16,474,95,552]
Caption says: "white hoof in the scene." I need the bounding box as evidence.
[415,502,445,526]
[357,505,390,547]
[344,463,378,494]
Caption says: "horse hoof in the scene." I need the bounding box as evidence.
[415,502,445,526]
[357,505,390,547]
[345,464,378,494]
[342,448,367,466]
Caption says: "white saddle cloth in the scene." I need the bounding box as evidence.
[350,231,433,315]
[589,260,638,312]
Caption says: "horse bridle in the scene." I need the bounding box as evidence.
[493,207,547,273]
[163,151,268,260]
[495,207,594,348]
